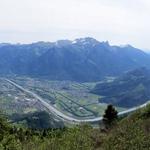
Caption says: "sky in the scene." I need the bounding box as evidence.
[0,0,150,50]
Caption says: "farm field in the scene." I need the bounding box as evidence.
[5,76,126,119]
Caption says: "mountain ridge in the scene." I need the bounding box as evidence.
[0,37,150,81]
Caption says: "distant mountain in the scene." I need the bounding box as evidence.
[91,67,150,108]
[0,37,150,81]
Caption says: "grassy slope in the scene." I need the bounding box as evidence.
[100,105,150,150]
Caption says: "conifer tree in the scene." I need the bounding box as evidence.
[103,104,118,128]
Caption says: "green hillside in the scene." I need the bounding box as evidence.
[1,104,150,150]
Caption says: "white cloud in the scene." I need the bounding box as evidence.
[0,0,150,49]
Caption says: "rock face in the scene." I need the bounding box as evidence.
[0,37,150,81]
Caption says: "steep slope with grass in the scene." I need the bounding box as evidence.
[101,104,150,149]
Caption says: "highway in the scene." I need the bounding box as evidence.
[5,79,150,124]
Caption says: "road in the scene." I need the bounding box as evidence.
[5,79,150,124]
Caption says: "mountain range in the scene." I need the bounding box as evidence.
[0,37,150,81]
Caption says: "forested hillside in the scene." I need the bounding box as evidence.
[92,68,150,108]
[1,104,150,150]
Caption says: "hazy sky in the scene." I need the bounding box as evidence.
[0,0,150,49]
